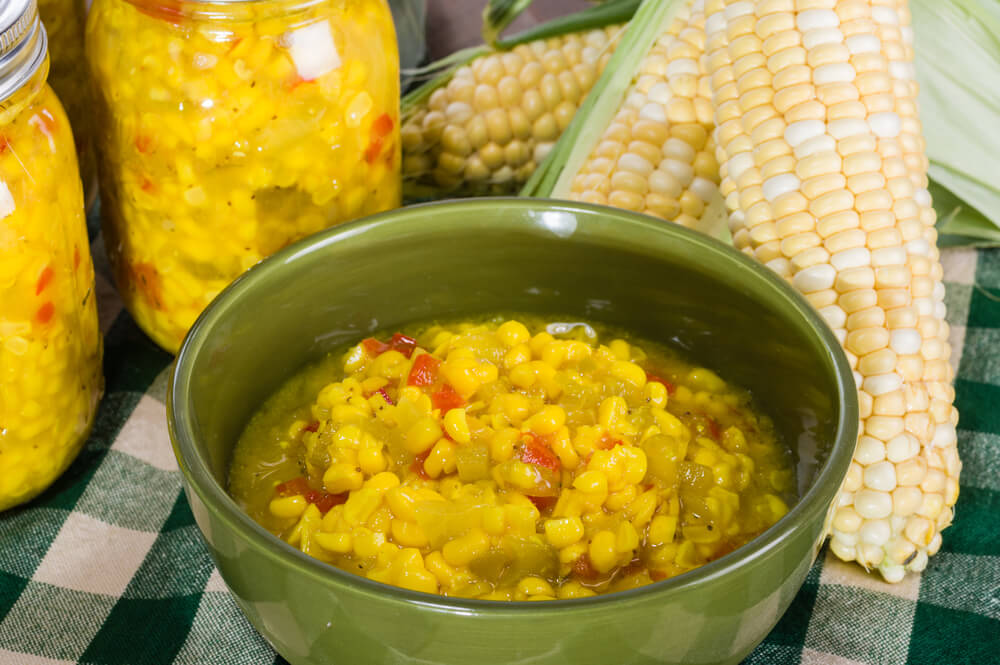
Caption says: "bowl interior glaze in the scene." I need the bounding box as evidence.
[169,199,857,665]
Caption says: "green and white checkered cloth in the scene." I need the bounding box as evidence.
[0,226,997,665]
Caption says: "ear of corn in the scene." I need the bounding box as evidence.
[702,0,960,582]
[523,0,729,238]
[400,1,640,198]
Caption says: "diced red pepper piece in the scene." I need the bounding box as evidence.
[134,0,186,24]
[362,337,390,356]
[519,433,561,474]
[407,354,440,387]
[409,449,432,480]
[35,302,54,324]
[302,421,319,433]
[645,372,676,395]
[372,113,394,138]
[129,262,165,310]
[375,388,394,406]
[364,136,383,164]
[572,553,600,581]
[0,136,9,153]
[706,417,721,440]
[597,433,624,450]
[275,476,312,497]
[134,133,154,154]
[527,495,558,512]
[275,476,346,514]
[389,333,418,358]
[35,265,54,295]
[431,384,465,412]
[310,491,348,514]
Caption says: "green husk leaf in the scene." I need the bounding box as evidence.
[912,0,1000,238]
[932,181,1000,247]
[482,0,535,48]
[524,0,686,199]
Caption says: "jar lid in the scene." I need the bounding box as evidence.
[0,0,46,104]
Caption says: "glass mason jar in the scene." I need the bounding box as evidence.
[86,0,401,353]
[38,0,97,208]
[0,0,103,512]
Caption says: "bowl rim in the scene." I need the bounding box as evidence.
[168,197,858,614]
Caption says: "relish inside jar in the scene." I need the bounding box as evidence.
[87,0,401,352]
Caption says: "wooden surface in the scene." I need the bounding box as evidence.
[426,0,591,59]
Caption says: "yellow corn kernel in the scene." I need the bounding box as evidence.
[504,343,532,368]
[643,380,668,407]
[352,527,384,558]
[398,568,439,594]
[323,463,364,494]
[606,484,638,512]
[516,576,555,599]
[573,470,608,495]
[386,487,419,521]
[440,352,485,397]
[648,515,677,546]
[442,528,490,567]
[314,531,353,553]
[371,350,409,379]
[497,320,530,346]
[443,408,471,443]
[651,407,689,441]
[391,520,428,548]
[539,341,567,368]
[495,393,532,425]
[490,427,519,462]
[524,405,566,436]
[364,471,400,493]
[544,516,584,548]
[551,426,579,469]
[529,331,555,356]
[504,503,538,535]
[508,362,537,388]
[607,339,630,360]
[589,530,619,573]
[424,439,457,479]
[482,506,506,535]
[358,447,387,475]
[686,368,726,393]
[557,581,597,599]
[343,487,382,525]
[564,341,592,363]
[616,521,640,553]
[620,446,648,485]
[269,495,308,519]
[404,416,443,455]
[598,396,628,431]
[627,489,658,529]
[424,551,458,587]
[611,360,647,388]
[559,541,588,565]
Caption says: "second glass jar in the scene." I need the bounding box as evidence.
[87,0,401,353]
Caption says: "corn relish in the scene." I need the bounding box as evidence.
[229,318,794,599]
[0,4,103,511]
[86,0,401,353]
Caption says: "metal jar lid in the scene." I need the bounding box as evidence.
[0,0,46,105]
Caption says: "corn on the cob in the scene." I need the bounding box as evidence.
[561,0,718,229]
[702,0,960,582]
[401,27,623,196]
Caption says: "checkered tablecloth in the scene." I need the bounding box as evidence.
[0,216,997,665]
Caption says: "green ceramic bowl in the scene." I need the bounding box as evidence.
[168,199,857,665]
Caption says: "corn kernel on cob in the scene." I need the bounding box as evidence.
[402,26,623,196]
[702,0,960,581]
[562,0,719,229]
